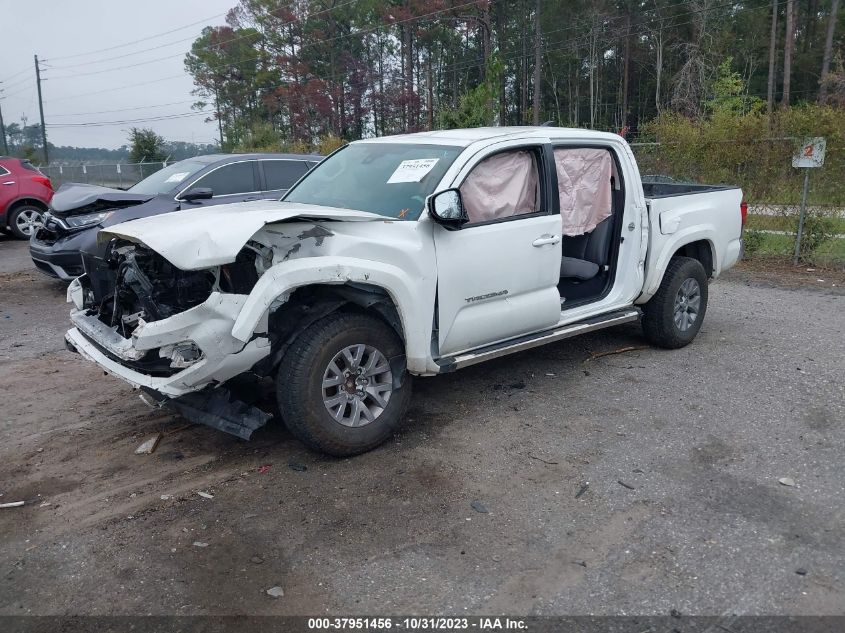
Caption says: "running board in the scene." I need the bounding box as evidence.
[438,309,641,372]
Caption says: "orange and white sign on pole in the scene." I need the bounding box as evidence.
[792,137,826,168]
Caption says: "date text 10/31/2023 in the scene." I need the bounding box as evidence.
[307,617,528,630]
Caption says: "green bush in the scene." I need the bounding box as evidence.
[742,229,764,256]
[797,214,837,261]
[636,105,845,206]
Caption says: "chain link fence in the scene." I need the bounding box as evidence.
[631,140,845,269]
[39,162,165,190]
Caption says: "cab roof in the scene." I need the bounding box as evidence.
[353,126,624,147]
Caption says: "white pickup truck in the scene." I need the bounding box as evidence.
[65,127,745,455]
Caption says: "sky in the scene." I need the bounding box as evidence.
[0,0,236,149]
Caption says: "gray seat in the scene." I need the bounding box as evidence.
[560,217,613,281]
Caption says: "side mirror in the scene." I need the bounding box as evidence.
[428,188,468,230]
[180,187,213,202]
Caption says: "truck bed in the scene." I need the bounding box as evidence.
[642,181,739,199]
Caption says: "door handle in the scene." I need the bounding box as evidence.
[2,181,16,186]
[532,234,561,247]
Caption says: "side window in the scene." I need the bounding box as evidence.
[459,149,540,224]
[0,165,10,177]
[263,160,309,191]
[553,147,613,236]
[193,161,257,197]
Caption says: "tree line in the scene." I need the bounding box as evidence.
[184,0,844,150]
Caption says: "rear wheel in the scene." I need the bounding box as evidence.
[642,256,708,349]
[8,204,45,239]
[276,311,412,456]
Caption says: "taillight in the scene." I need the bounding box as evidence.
[740,201,748,226]
[33,175,53,190]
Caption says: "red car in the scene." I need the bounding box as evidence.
[0,157,54,239]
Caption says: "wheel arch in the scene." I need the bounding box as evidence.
[231,256,436,374]
[673,239,714,278]
[4,197,48,228]
[637,230,718,304]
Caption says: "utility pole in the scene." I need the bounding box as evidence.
[213,86,224,149]
[532,0,542,125]
[34,54,48,164]
[0,98,8,155]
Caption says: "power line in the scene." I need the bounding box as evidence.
[0,74,33,92]
[42,0,361,79]
[46,50,205,80]
[44,73,187,103]
[44,10,230,62]
[0,85,34,101]
[48,110,210,128]
[43,37,200,71]
[50,99,199,118]
[42,0,470,83]
[0,66,31,83]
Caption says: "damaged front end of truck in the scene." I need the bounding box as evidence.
[65,202,405,440]
[66,241,276,439]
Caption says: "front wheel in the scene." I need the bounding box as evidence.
[276,311,412,456]
[642,256,708,349]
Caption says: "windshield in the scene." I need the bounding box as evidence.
[128,160,207,195]
[284,143,462,220]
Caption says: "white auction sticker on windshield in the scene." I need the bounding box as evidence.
[165,172,190,183]
[387,158,439,184]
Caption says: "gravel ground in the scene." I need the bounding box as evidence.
[0,238,842,616]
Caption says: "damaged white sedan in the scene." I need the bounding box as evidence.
[66,127,744,455]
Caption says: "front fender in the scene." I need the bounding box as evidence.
[230,256,438,374]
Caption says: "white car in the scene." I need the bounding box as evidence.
[66,127,745,455]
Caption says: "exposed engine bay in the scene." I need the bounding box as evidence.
[85,241,260,338]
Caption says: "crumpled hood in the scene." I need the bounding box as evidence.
[50,182,155,215]
[100,200,385,270]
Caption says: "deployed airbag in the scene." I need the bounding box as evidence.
[460,151,538,223]
[554,148,612,236]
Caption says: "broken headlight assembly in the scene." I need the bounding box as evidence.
[159,342,204,369]
[64,210,115,229]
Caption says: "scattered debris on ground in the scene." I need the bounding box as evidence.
[288,462,307,472]
[197,491,214,499]
[585,345,648,362]
[134,433,163,455]
[526,452,558,465]
[266,586,284,598]
[0,501,25,508]
[617,479,636,490]
[575,483,589,498]
[470,500,489,514]
[778,477,796,487]
[192,542,209,548]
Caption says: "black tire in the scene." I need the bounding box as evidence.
[276,311,412,457]
[7,204,45,239]
[642,256,708,349]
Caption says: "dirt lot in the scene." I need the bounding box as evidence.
[1,237,843,616]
